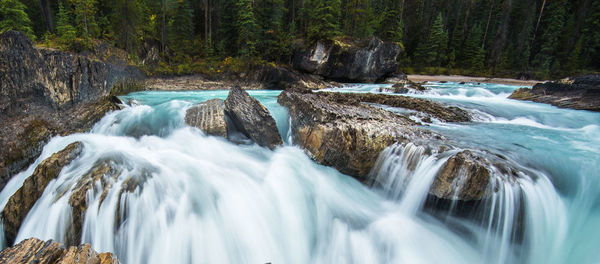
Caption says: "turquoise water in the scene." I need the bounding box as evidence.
[0,83,597,263]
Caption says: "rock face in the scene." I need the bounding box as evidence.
[278,90,431,179]
[0,31,145,191]
[279,90,521,201]
[224,86,282,149]
[431,151,492,201]
[292,37,401,83]
[509,74,600,111]
[185,99,228,137]
[2,142,83,245]
[0,238,118,264]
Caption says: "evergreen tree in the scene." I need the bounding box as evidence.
[532,0,566,73]
[169,0,194,53]
[580,0,600,69]
[307,0,340,42]
[70,0,99,41]
[235,0,259,57]
[56,1,77,44]
[256,0,289,61]
[414,13,447,67]
[342,0,373,38]
[111,0,145,52]
[0,0,35,40]
[377,6,402,42]
[462,25,485,70]
[217,0,237,55]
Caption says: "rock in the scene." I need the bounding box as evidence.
[185,99,228,137]
[0,31,145,191]
[279,90,516,202]
[509,74,600,111]
[292,37,401,83]
[224,86,282,149]
[0,237,119,264]
[278,90,431,179]
[2,142,83,245]
[251,64,336,91]
[430,151,491,201]
[317,92,471,123]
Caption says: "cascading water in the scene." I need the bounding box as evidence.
[0,84,597,263]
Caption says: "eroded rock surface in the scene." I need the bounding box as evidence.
[2,142,83,245]
[225,86,282,149]
[293,37,401,83]
[0,31,145,191]
[185,99,228,137]
[431,150,492,201]
[509,74,600,111]
[0,238,118,264]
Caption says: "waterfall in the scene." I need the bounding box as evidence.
[0,87,594,264]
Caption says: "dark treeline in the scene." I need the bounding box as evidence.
[0,0,598,78]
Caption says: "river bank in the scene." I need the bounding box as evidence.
[407,74,544,86]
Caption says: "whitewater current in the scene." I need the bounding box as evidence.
[0,83,598,263]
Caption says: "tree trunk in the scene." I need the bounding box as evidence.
[204,0,209,46]
[531,0,547,46]
[162,0,166,52]
[482,0,494,48]
[38,0,54,33]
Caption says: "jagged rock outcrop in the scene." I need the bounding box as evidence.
[320,92,471,122]
[0,31,146,191]
[509,74,600,111]
[0,238,118,264]
[278,90,432,179]
[292,37,401,83]
[278,90,520,201]
[185,99,228,137]
[224,86,282,149]
[2,142,83,245]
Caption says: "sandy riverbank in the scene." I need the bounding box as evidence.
[407,74,544,86]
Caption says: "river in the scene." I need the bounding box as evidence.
[0,82,598,263]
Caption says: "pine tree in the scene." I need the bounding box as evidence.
[414,13,447,67]
[307,0,340,42]
[580,0,600,69]
[56,1,77,44]
[532,0,566,73]
[342,0,374,38]
[70,0,99,42]
[256,0,289,61]
[235,0,259,57]
[111,0,144,52]
[0,0,35,40]
[377,6,402,42]
[462,25,485,70]
[217,0,237,55]
[169,0,194,53]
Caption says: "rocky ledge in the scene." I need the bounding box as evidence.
[0,238,118,264]
[0,31,146,191]
[509,74,600,111]
[278,90,520,201]
[293,37,401,83]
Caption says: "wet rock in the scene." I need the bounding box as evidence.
[0,237,118,264]
[2,142,83,245]
[430,151,491,201]
[185,99,228,137]
[0,30,145,191]
[292,37,401,83]
[67,160,121,246]
[318,92,471,122]
[509,74,600,111]
[224,86,282,149]
[278,90,432,180]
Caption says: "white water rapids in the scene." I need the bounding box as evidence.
[0,84,598,263]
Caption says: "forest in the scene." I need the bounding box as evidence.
[0,0,598,79]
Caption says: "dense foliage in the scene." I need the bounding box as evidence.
[1,0,598,78]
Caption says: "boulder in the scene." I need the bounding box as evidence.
[279,90,520,202]
[0,30,146,191]
[2,142,83,245]
[0,238,118,264]
[292,37,401,83]
[278,90,431,179]
[509,74,600,111]
[224,86,282,149]
[430,151,492,201]
[185,99,228,137]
